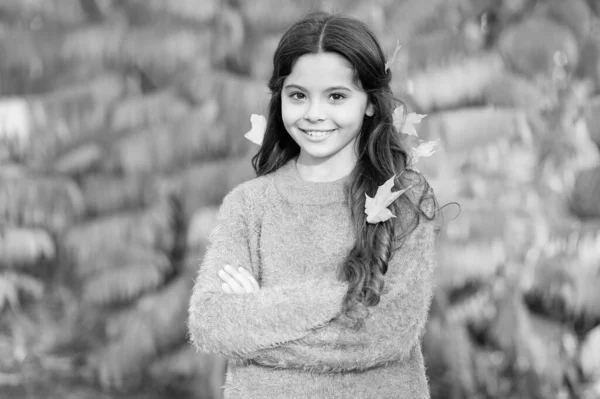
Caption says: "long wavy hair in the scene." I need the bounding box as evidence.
[252,12,436,322]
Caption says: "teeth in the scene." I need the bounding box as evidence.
[304,130,334,137]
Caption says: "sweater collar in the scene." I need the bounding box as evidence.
[271,158,351,205]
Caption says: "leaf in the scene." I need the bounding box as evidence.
[404,112,427,137]
[442,319,477,396]
[435,239,505,289]
[426,108,532,154]
[82,260,172,306]
[126,0,220,24]
[237,0,321,34]
[446,288,495,330]
[62,202,177,265]
[103,100,234,174]
[0,0,87,26]
[80,174,156,217]
[0,273,19,312]
[580,325,600,381]
[407,52,504,112]
[570,166,600,219]
[498,17,578,80]
[0,226,55,268]
[244,114,266,145]
[523,225,600,322]
[0,98,32,156]
[364,175,412,224]
[410,139,439,165]
[212,72,271,142]
[392,107,426,137]
[60,24,126,64]
[71,245,170,280]
[25,73,128,165]
[120,27,211,79]
[0,173,85,234]
[148,344,226,395]
[92,275,193,389]
[0,271,44,312]
[384,40,402,72]
[391,105,405,133]
[52,142,104,175]
[160,155,255,218]
[108,90,192,133]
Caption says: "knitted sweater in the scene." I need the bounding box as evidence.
[187,158,438,399]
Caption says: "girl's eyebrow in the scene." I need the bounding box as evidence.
[283,84,352,92]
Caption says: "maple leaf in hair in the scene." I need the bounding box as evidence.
[393,107,426,137]
[364,175,413,224]
[384,39,402,72]
[410,140,439,166]
[244,114,267,145]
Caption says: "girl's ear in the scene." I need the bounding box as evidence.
[365,103,374,117]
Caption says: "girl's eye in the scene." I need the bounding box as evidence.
[330,93,346,101]
[290,92,305,100]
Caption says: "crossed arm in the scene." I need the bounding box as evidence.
[187,187,348,361]
[188,184,438,371]
[248,220,438,372]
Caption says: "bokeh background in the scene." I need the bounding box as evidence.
[1,0,600,398]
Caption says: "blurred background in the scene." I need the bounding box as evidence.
[1,0,600,398]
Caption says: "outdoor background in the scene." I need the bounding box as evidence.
[1,0,600,398]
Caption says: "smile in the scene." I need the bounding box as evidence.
[300,128,336,138]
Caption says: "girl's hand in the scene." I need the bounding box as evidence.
[218,265,260,294]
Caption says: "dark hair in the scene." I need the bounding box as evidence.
[252,11,436,323]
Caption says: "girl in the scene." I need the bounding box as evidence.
[188,11,438,399]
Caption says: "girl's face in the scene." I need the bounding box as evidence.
[281,52,373,170]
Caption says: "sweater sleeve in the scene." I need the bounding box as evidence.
[187,184,348,361]
[250,210,438,372]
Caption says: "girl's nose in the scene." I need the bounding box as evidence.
[304,100,325,122]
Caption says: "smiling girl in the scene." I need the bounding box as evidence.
[188,11,438,399]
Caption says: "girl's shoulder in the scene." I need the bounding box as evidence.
[220,174,273,215]
[400,169,436,219]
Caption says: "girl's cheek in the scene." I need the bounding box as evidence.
[282,103,306,122]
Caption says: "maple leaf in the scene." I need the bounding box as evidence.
[403,113,427,136]
[384,40,402,72]
[410,139,439,166]
[364,175,413,224]
[244,114,267,145]
[393,109,426,137]
[392,106,405,132]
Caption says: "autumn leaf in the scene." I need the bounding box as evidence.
[0,272,44,312]
[244,114,266,145]
[0,275,19,312]
[365,175,412,224]
[384,39,402,72]
[392,106,405,133]
[410,139,439,165]
[0,98,32,152]
[392,108,426,137]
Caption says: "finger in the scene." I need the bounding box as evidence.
[221,282,233,294]
[218,269,245,293]
[221,265,254,294]
[238,267,260,292]
[223,265,255,293]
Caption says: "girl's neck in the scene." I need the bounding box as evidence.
[295,154,356,183]
[273,158,351,205]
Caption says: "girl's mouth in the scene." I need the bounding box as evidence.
[300,129,336,138]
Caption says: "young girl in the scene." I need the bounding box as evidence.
[188,11,438,399]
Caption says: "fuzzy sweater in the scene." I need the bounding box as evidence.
[188,158,438,399]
